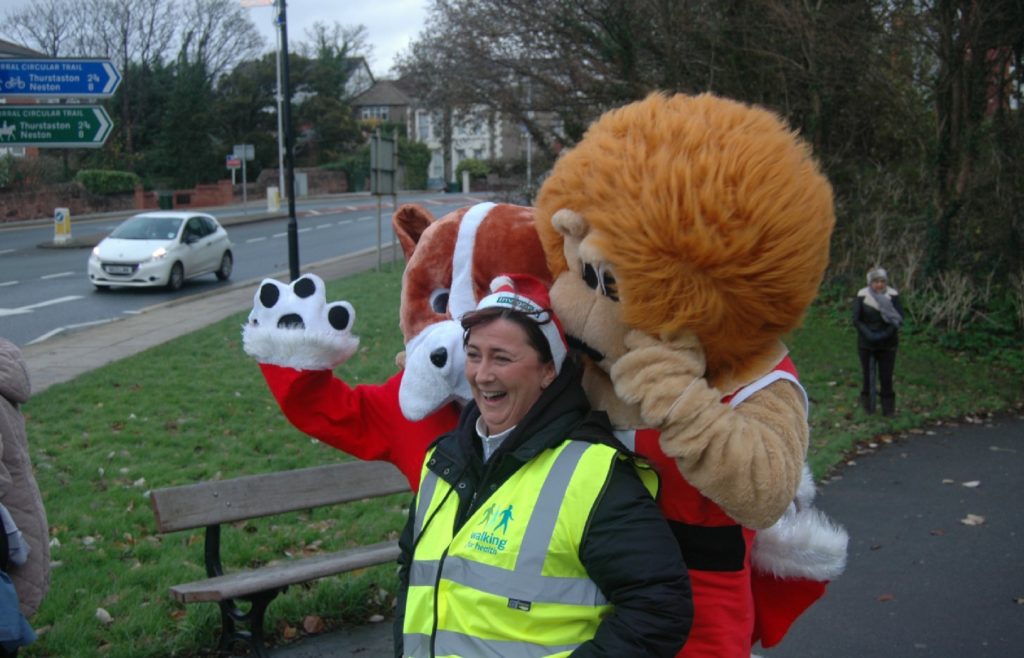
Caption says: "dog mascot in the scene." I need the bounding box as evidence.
[244,92,847,656]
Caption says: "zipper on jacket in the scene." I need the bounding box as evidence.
[430,546,450,657]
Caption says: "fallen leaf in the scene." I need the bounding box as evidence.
[941,479,955,485]
[929,529,946,536]
[369,614,385,623]
[95,608,114,625]
[870,544,882,551]
[1014,597,1024,605]
[169,610,186,621]
[960,514,986,526]
[961,480,981,488]
[303,615,325,634]
[281,624,298,640]
[877,593,895,602]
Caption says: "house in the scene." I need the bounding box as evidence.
[351,77,564,189]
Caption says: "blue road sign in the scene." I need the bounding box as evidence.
[0,59,122,98]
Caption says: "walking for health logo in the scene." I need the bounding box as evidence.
[467,502,515,555]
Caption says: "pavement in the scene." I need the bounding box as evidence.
[14,204,1024,657]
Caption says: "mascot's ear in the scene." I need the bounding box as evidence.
[552,209,589,240]
[393,204,435,260]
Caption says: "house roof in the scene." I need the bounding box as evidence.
[0,38,47,58]
[351,80,414,107]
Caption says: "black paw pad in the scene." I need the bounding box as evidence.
[294,277,317,298]
[327,305,351,331]
[278,313,305,329]
[260,283,281,308]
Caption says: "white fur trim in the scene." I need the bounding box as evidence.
[242,324,359,370]
[752,504,849,581]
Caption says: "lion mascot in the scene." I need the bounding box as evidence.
[533,91,848,655]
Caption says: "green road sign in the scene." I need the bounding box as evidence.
[0,106,113,148]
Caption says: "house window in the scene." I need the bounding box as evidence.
[360,106,390,121]
[417,111,430,141]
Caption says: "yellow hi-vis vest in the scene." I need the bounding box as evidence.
[403,440,658,658]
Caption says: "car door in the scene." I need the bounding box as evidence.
[181,217,214,274]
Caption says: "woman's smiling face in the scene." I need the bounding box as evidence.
[464,318,556,435]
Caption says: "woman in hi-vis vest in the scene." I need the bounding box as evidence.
[395,274,693,658]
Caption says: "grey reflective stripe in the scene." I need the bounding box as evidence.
[613,428,636,451]
[408,559,440,588]
[403,632,432,658]
[441,554,606,605]
[516,441,588,574]
[414,469,440,543]
[434,629,578,658]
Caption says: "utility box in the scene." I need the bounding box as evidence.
[267,186,280,211]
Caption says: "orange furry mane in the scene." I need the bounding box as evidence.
[536,92,836,380]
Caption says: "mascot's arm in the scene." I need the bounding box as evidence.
[260,365,459,489]
[612,331,807,529]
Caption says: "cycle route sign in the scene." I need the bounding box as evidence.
[0,106,113,148]
[0,59,122,98]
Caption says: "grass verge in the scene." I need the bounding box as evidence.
[20,265,1024,656]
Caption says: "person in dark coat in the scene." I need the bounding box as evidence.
[395,274,692,657]
[852,267,904,415]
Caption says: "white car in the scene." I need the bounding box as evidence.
[88,212,234,291]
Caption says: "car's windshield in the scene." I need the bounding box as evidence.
[109,216,182,240]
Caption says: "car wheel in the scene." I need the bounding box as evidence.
[216,251,233,281]
[167,262,185,291]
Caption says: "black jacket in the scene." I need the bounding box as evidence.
[853,287,903,351]
[394,357,692,657]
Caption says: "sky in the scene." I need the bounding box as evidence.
[238,0,430,78]
[3,0,430,79]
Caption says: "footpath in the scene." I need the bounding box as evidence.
[15,203,1024,657]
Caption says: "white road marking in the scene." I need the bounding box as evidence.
[0,295,82,317]
[27,318,113,345]
[346,205,358,210]
[298,227,312,233]
[0,280,17,287]
[41,271,75,280]
[339,219,353,225]
[246,236,267,243]
[356,216,372,222]
[316,224,331,230]
[0,249,14,255]
[273,232,287,238]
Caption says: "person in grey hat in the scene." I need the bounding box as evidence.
[852,267,904,415]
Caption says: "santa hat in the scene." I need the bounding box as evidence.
[474,274,568,374]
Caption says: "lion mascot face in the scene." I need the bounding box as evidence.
[536,92,835,419]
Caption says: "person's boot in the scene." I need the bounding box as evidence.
[860,392,875,414]
[881,394,896,417]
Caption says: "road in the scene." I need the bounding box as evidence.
[1,193,483,346]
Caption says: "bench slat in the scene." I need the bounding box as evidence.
[151,461,410,533]
[169,541,401,603]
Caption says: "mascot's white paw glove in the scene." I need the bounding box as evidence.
[611,330,711,428]
[242,273,359,370]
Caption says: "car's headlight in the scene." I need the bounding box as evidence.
[149,247,168,261]
[91,246,101,257]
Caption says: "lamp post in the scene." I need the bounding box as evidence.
[276,0,300,281]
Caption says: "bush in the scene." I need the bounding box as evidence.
[75,169,142,195]
[399,140,431,190]
[326,145,370,192]
[455,158,490,180]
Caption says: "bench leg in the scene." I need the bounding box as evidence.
[216,589,282,657]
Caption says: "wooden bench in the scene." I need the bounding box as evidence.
[150,460,410,657]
